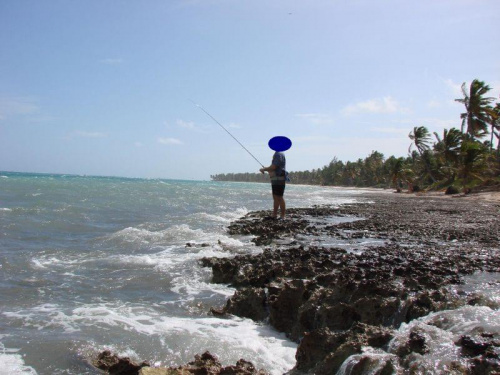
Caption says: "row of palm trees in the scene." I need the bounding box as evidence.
[212,79,499,191]
[398,79,499,190]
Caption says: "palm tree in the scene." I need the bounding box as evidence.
[455,80,495,139]
[362,151,384,185]
[490,102,500,153]
[390,157,416,191]
[433,128,462,180]
[408,126,431,154]
[390,157,406,189]
[409,126,436,183]
[457,140,488,187]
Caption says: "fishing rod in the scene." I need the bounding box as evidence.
[190,100,265,168]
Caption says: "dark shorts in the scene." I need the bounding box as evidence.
[272,184,285,197]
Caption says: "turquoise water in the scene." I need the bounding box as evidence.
[0,172,361,375]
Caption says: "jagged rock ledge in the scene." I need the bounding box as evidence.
[202,194,500,374]
[94,350,267,375]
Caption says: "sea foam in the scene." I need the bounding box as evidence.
[70,303,297,374]
[4,302,296,374]
[337,272,500,374]
[0,337,37,375]
[2,177,365,374]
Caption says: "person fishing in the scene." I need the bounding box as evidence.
[260,136,291,220]
[260,150,287,219]
[190,101,291,219]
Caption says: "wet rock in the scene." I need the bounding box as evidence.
[340,355,397,375]
[459,335,493,357]
[294,328,347,371]
[470,357,500,375]
[295,324,393,374]
[316,302,361,331]
[139,352,267,375]
[202,195,500,375]
[139,369,173,375]
[405,291,440,322]
[318,342,362,375]
[224,287,268,321]
[352,296,400,326]
[457,332,500,370]
[268,279,313,340]
[210,306,227,317]
[203,257,241,284]
[219,359,267,375]
[395,329,429,357]
[407,330,428,355]
[183,352,222,373]
[95,350,149,375]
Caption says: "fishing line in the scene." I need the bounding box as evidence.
[189,100,264,168]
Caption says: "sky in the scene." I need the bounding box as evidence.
[1,0,499,180]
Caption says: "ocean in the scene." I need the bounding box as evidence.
[2,172,499,375]
[0,172,362,374]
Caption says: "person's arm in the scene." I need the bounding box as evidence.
[260,164,277,174]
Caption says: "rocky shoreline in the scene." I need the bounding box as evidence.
[96,192,500,374]
[202,192,500,374]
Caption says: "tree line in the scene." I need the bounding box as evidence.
[211,79,500,191]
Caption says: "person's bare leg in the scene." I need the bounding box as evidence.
[272,194,279,218]
[279,197,286,218]
[276,196,285,218]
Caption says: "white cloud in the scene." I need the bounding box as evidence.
[293,135,332,143]
[332,136,410,159]
[292,134,412,163]
[177,119,196,129]
[295,113,335,125]
[174,119,211,133]
[158,137,183,145]
[396,117,459,132]
[0,96,39,120]
[370,127,409,135]
[427,100,442,109]
[443,78,463,97]
[101,58,124,65]
[342,96,407,116]
[488,81,500,99]
[75,131,107,138]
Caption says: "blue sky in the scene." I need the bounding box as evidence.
[1,0,499,180]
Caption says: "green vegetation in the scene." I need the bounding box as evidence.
[211,79,500,192]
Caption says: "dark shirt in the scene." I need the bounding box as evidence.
[271,152,286,185]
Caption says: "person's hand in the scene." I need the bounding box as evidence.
[260,168,265,174]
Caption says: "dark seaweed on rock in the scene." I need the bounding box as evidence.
[202,194,500,374]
